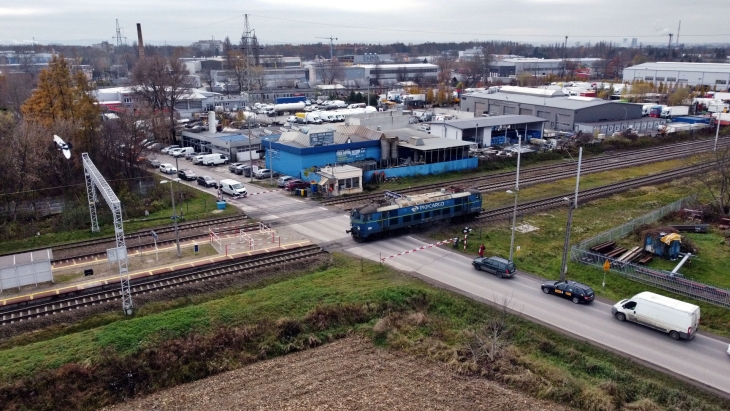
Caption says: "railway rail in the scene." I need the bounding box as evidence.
[51,221,261,267]
[322,137,729,209]
[476,162,712,222]
[0,214,249,261]
[0,244,325,325]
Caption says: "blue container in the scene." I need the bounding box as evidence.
[216,201,227,210]
[310,183,318,193]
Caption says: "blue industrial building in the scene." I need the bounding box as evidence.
[265,125,477,182]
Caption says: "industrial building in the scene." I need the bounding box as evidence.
[429,115,547,147]
[459,86,654,132]
[265,124,476,183]
[180,128,271,162]
[623,62,730,90]
[488,57,602,78]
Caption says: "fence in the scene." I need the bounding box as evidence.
[572,195,730,309]
[576,196,695,251]
[209,228,222,253]
[572,248,730,308]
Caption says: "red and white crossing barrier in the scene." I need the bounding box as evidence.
[380,239,452,262]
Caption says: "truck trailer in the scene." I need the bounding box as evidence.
[660,106,689,118]
[611,291,700,340]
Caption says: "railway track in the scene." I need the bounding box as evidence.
[476,162,711,221]
[51,221,261,267]
[322,137,729,209]
[0,244,325,326]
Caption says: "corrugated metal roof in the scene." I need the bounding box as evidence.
[276,124,384,148]
[626,62,730,73]
[434,115,547,130]
[499,86,564,97]
[465,91,611,110]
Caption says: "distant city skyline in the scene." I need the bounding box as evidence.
[1,1,729,48]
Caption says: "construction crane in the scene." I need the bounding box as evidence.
[316,36,338,60]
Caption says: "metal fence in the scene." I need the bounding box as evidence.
[576,196,695,251]
[571,195,730,309]
[572,247,730,309]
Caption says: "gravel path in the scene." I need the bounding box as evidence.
[103,337,571,411]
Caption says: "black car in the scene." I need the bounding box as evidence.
[177,169,197,181]
[541,280,595,304]
[196,175,218,188]
[472,256,516,278]
[235,164,252,176]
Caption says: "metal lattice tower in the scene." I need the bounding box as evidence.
[114,19,126,47]
[82,153,133,314]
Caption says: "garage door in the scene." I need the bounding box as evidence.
[556,113,570,129]
[519,108,533,115]
[488,105,502,116]
[504,106,516,115]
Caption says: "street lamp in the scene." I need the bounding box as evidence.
[161,178,182,258]
[559,197,575,282]
[507,129,522,262]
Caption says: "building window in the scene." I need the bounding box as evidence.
[337,177,360,190]
[644,76,653,81]
[666,77,676,82]
[123,97,132,103]
[716,80,728,85]
[655,77,665,81]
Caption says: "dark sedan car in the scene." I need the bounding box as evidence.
[196,175,218,188]
[285,179,310,191]
[177,169,197,181]
[541,280,595,304]
[472,256,515,278]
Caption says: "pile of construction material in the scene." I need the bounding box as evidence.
[590,242,653,265]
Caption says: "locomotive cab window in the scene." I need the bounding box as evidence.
[403,214,412,222]
[433,209,441,216]
[414,213,422,221]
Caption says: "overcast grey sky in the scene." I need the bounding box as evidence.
[2,1,729,48]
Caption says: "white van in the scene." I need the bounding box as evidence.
[219,179,247,197]
[305,113,322,124]
[612,291,700,340]
[192,154,206,165]
[201,153,229,166]
[170,147,194,158]
[317,112,336,123]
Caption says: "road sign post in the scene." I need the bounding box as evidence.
[602,260,610,289]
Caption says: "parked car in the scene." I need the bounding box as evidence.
[255,168,272,179]
[277,176,295,187]
[196,175,218,188]
[159,163,177,174]
[177,169,197,181]
[185,151,201,160]
[285,179,310,191]
[161,145,180,154]
[234,164,251,176]
[472,256,516,278]
[541,280,595,304]
[192,155,206,165]
[228,162,243,173]
[148,158,161,168]
[171,147,194,158]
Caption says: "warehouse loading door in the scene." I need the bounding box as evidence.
[519,108,533,115]
[475,102,487,116]
[504,106,517,115]
[488,105,502,116]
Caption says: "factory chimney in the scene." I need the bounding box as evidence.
[136,23,145,58]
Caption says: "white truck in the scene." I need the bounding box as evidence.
[219,179,247,197]
[201,153,229,166]
[611,291,700,340]
[660,106,690,118]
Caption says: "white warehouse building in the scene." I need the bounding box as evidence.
[623,62,730,91]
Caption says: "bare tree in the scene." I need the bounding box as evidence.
[371,60,382,86]
[460,47,492,87]
[396,66,408,82]
[315,58,345,85]
[690,147,730,215]
[435,55,455,85]
[131,53,195,142]
[0,73,34,114]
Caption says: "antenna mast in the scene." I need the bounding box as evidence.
[114,19,126,47]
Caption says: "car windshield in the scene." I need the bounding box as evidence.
[584,287,594,295]
[232,183,243,189]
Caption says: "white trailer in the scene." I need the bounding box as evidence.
[660,106,690,118]
[273,102,306,113]
[611,291,700,340]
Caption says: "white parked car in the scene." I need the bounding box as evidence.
[161,145,180,154]
[159,163,177,174]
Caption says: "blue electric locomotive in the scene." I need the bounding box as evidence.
[347,188,482,241]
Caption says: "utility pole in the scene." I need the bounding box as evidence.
[113,19,126,47]
[316,36,338,60]
[668,34,673,52]
[562,36,568,79]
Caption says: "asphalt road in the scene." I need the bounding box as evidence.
[346,236,730,397]
[168,158,730,397]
